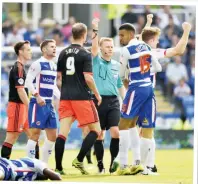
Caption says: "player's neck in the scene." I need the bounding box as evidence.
[43,55,53,61]
[17,56,27,65]
[72,40,84,46]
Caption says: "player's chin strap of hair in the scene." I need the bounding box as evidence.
[92,29,98,40]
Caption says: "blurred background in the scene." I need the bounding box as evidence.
[0,3,196,149]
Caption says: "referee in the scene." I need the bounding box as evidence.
[91,18,126,173]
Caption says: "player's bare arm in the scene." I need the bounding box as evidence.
[84,73,102,105]
[43,168,62,180]
[138,14,153,40]
[91,18,100,57]
[165,22,191,57]
[17,88,29,106]
[118,86,126,100]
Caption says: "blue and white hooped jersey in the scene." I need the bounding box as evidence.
[120,39,154,87]
[25,57,58,102]
[0,157,46,181]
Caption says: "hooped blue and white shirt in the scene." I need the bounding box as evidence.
[25,56,60,101]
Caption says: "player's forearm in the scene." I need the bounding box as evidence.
[85,75,100,97]
[17,88,29,106]
[118,85,126,100]
[43,168,61,180]
[53,85,60,100]
[25,75,37,95]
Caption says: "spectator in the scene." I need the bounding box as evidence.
[166,56,188,101]
[174,78,191,128]
[157,5,180,29]
[121,5,138,24]
[6,25,23,46]
[61,16,76,42]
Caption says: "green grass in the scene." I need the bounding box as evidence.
[12,149,193,184]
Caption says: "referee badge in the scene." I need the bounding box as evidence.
[18,78,24,85]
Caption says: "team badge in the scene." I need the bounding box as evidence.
[36,121,41,126]
[18,78,24,85]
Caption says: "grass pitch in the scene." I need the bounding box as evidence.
[12,149,193,184]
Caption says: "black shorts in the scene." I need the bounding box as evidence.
[93,95,120,130]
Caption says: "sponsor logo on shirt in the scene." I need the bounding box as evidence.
[43,77,54,83]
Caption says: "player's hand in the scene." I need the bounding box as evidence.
[147,14,153,23]
[95,94,102,106]
[92,18,100,30]
[182,22,192,32]
[36,95,46,106]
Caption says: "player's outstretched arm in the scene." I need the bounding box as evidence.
[91,18,100,57]
[43,168,62,180]
[165,22,192,58]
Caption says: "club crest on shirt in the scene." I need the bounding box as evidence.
[18,78,24,85]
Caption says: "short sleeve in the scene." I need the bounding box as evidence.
[83,52,93,73]
[151,49,166,59]
[119,47,130,80]
[14,64,25,88]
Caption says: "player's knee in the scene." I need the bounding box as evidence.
[110,127,119,138]
[97,130,105,140]
[30,133,40,141]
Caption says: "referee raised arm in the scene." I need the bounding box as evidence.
[91,18,126,174]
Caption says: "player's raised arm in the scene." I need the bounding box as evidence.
[91,18,100,57]
[139,14,153,41]
[165,22,192,57]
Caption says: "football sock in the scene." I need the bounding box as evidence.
[1,142,13,159]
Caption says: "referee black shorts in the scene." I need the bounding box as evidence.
[93,95,120,130]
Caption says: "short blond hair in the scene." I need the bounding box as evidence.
[99,37,113,47]
[141,27,161,43]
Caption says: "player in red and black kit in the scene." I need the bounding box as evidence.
[54,22,101,175]
[1,41,39,159]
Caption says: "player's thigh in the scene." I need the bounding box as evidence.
[119,117,131,130]
[72,100,99,128]
[138,96,156,129]
[45,104,57,130]
[58,100,75,120]
[141,128,154,139]
[121,87,148,121]
[59,117,73,137]
[6,102,27,133]
[28,102,48,129]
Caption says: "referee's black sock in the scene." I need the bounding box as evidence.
[1,142,13,159]
[94,140,104,164]
[35,142,39,159]
[55,135,66,171]
[77,131,98,162]
[110,138,119,167]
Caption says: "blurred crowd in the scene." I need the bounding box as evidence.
[1,5,196,127]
